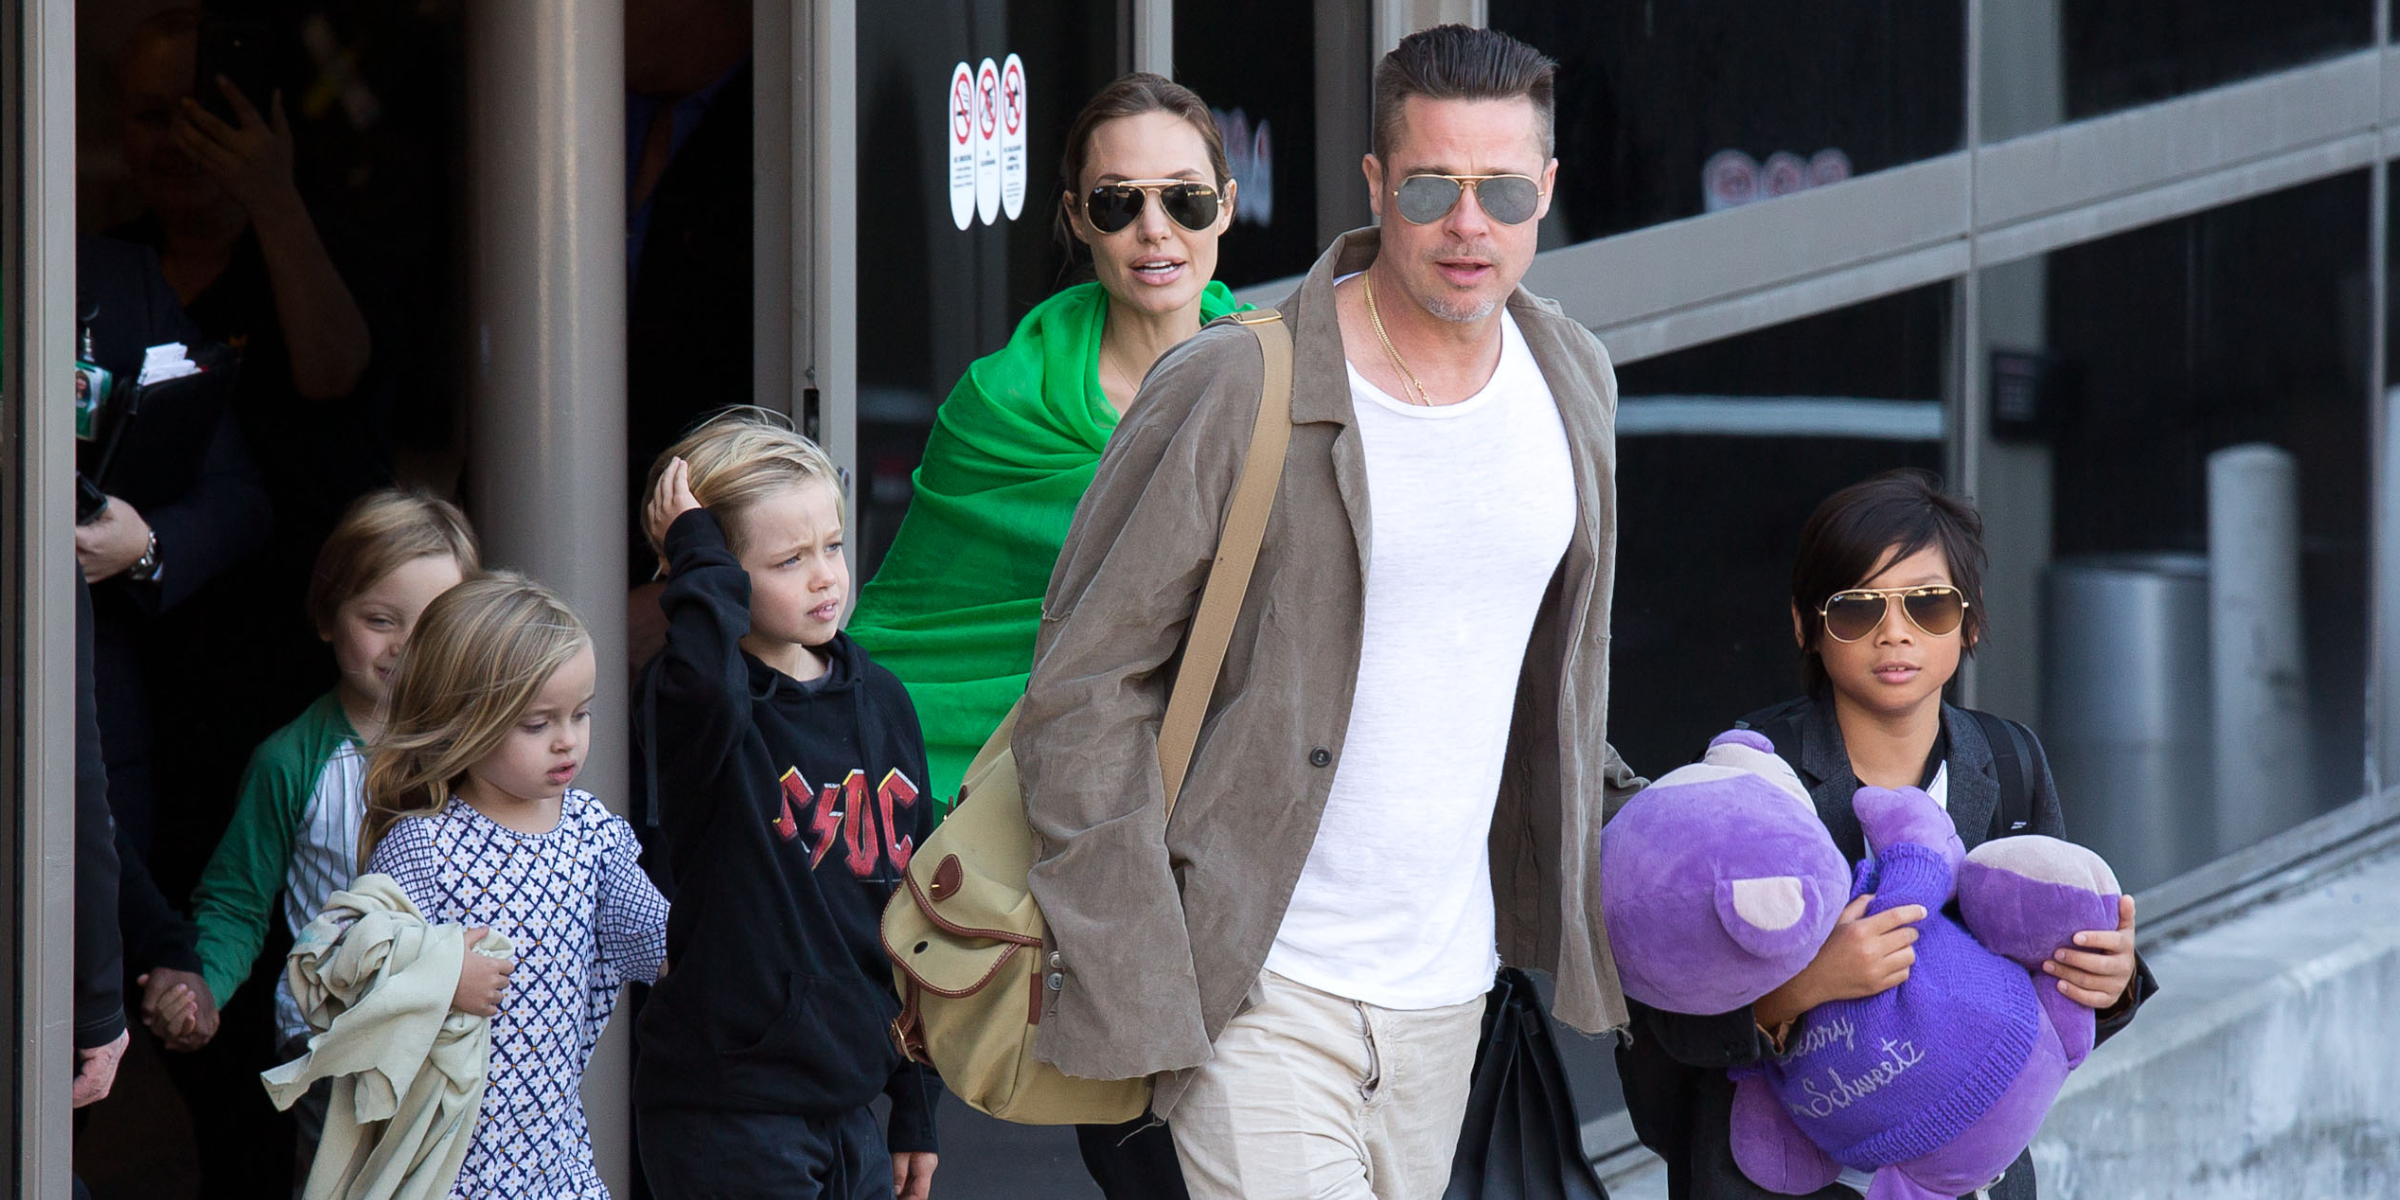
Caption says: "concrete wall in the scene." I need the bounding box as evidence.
[2033,844,2400,1199]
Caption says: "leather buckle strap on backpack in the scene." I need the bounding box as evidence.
[878,309,1295,1125]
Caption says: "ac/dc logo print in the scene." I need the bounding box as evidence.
[771,767,920,877]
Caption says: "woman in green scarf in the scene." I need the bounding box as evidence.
[850,74,1244,810]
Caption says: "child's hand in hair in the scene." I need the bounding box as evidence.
[644,456,704,562]
[1754,894,1927,1030]
[452,927,515,1017]
[2045,894,2138,1009]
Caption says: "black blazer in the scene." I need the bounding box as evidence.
[1616,696,2157,1200]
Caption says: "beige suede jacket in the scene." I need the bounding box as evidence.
[1016,227,1647,1114]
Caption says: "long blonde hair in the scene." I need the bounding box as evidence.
[360,572,592,863]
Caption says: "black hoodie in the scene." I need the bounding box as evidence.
[632,509,939,1152]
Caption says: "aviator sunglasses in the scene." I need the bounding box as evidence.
[1391,173,1544,225]
[1080,179,1222,234]
[1816,585,1971,643]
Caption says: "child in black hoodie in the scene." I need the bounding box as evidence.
[632,408,940,1200]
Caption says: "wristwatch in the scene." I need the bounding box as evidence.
[127,530,163,585]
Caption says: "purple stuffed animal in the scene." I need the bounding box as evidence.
[1601,730,2121,1200]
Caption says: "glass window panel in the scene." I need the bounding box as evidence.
[1983,1,2373,143]
[1975,171,2370,893]
[1174,0,1373,287]
[853,2,1125,576]
[1487,2,1965,244]
[1609,285,1953,774]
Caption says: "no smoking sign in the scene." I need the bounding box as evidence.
[947,61,975,229]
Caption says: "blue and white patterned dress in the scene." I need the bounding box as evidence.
[367,790,669,1199]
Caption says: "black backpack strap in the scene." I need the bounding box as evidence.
[639,659,664,830]
[1970,709,2034,839]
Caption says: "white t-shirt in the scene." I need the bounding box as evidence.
[1262,309,1576,1010]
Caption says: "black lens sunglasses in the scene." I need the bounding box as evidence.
[1078,178,1223,234]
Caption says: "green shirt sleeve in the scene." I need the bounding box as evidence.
[188,731,316,1006]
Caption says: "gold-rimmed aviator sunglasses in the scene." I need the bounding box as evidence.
[1816,586,1970,643]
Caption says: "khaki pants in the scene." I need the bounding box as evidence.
[1170,970,1485,1200]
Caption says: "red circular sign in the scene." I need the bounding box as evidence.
[978,64,1000,137]
[951,74,972,144]
[1003,62,1026,135]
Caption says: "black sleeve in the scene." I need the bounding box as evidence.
[1628,997,1774,1070]
[138,411,272,613]
[646,508,758,796]
[115,825,203,978]
[876,665,942,1153]
[73,576,126,1051]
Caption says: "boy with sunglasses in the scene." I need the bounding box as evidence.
[1616,469,2156,1200]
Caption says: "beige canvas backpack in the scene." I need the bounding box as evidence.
[879,309,1293,1124]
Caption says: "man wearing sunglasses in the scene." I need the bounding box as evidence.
[1017,24,1643,1200]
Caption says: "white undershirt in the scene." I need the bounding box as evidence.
[1263,308,1576,1010]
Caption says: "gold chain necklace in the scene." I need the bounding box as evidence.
[1361,272,1434,406]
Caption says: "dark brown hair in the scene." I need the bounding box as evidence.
[1791,469,1988,696]
[1372,24,1557,164]
[1053,72,1231,256]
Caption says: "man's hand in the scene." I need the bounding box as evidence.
[1754,894,1926,1029]
[893,1151,938,1200]
[72,1031,130,1108]
[175,81,302,223]
[643,456,703,560]
[75,499,151,582]
[452,927,514,1016]
[138,968,221,1051]
[2046,894,2138,1009]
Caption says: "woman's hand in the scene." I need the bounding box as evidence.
[892,1151,938,1200]
[2046,894,2138,1009]
[644,457,703,562]
[175,81,301,223]
[1753,894,1926,1029]
[451,927,515,1017]
[75,499,151,582]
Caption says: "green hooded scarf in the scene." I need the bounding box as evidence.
[849,279,1246,811]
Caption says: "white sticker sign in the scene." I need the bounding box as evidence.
[1000,54,1029,220]
[974,57,1002,225]
[947,62,975,230]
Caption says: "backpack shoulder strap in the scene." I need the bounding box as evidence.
[1969,708,2034,839]
[1156,310,1292,814]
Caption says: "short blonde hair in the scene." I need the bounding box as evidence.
[359,572,590,862]
[308,488,481,633]
[645,406,846,557]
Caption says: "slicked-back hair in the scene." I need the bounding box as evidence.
[1053,72,1231,257]
[1371,24,1558,165]
[1791,469,1989,697]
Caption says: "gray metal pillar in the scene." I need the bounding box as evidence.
[464,1,631,1190]
[7,0,84,1190]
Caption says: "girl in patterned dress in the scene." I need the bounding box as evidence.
[359,572,670,1199]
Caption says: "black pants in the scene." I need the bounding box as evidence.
[639,1105,891,1200]
[1076,1118,1192,1200]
